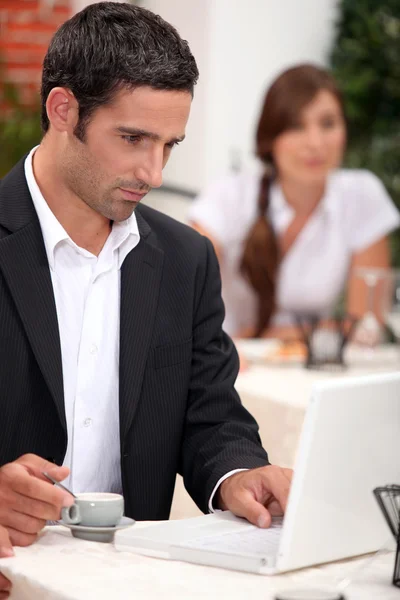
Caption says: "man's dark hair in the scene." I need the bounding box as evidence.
[41,1,199,139]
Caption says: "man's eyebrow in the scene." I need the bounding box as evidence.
[115,126,185,144]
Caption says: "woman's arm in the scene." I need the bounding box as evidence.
[346,235,391,319]
[254,237,391,341]
[190,222,223,265]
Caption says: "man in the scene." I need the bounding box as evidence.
[0,2,292,591]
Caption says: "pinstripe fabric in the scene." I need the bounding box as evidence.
[0,158,269,521]
[0,162,67,466]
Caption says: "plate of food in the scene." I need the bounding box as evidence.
[235,338,282,363]
[263,340,307,365]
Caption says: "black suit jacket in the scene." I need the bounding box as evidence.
[0,158,269,520]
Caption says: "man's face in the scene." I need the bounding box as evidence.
[61,86,192,222]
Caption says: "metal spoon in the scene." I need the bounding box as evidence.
[42,471,77,499]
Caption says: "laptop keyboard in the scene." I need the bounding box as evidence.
[182,517,283,558]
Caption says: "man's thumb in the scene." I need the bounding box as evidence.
[237,496,272,529]
[0,527,14,558]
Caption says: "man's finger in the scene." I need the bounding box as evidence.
[226,488,272,528]
[0,574,11,595]
[266,498,284,517]
[11,491,65,522]
[0,536,13,559]
[4,464,73,508]
[262,467,291,513]
[282,467,293,481]
[7,527,38,548]
[0,527,13,597]
[1,511,46,537]
[15,454,70,483]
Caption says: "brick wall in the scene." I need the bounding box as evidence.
[0,0,72,105]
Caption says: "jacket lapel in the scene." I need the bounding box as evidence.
[0,160,66,431]
[119,210,164,446]
[0,160,164,441]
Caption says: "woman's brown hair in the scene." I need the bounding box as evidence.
[240,64,345,337]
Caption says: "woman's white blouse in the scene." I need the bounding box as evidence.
[188,169,400,336]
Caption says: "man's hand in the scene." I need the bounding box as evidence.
[0,454,73,547]
[218,465,293,527]
[0,525,13,599]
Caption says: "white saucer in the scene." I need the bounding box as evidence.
[58,515,135,543]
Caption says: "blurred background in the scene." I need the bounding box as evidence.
[1,0,399,259]
[1,0,399,520]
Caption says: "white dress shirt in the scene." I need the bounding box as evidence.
[25,148,140,493]
[189,168,400,336]
[25,148,242,510]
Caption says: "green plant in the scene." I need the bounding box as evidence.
[330,0,400,264]
[0,80,42,178]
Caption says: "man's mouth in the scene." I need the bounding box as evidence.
[119,188,148,202]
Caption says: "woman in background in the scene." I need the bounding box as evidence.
[189,64,400,339]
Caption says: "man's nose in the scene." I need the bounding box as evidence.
[135,151,163,189]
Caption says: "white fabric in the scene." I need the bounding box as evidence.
[25,148,140,494]
[188,168,400,335]
[0,524,397,600]
[208,469,248,513]
[25,148,237,507]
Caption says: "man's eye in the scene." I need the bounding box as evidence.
[166,141,180,149]
[122,135,142,145]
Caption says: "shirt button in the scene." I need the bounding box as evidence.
[83,418,92,427]
[89,344,98,355]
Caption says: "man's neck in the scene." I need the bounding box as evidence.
[32,145,111,256]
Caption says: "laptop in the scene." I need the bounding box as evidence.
[115,372,400,574]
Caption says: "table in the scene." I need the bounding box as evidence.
[169,345,400,520]
[0,523,398,600]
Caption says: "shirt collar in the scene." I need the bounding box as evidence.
[25,146,68,270]
[24,146,140,270]
[269,173,337,233]
[110,216,140,270]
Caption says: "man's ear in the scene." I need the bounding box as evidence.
[45,88,79,133]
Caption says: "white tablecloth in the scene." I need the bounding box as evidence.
[0,524,398,600]
[170,345,400,519]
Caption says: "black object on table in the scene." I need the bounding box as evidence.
[295,313,358,371]
[373,484,400,588]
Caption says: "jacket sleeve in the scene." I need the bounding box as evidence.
[179,235,269,513]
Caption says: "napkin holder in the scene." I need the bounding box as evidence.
[294,314,358,371]
[373,484,400,588]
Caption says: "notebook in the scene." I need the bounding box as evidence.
[115,372,400,574]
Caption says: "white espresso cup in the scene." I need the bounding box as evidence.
[61,492,124,527]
